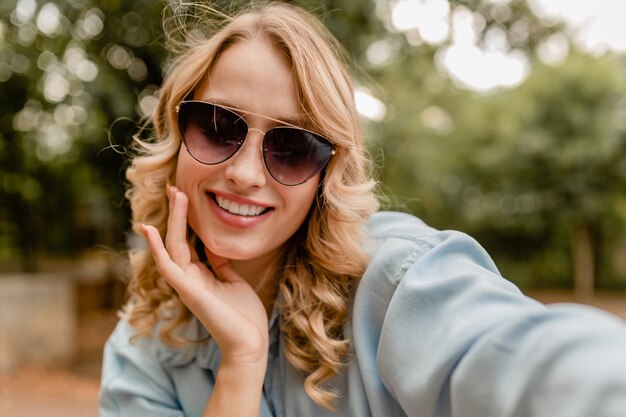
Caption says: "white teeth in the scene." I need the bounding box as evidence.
[216,196,266,216]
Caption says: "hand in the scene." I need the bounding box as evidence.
[142,185,269,365]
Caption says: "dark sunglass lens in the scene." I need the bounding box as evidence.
[264,128,333,185]
[178,102,247,164]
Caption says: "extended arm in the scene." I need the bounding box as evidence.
[354,213,626,417]
[377,231,626,417]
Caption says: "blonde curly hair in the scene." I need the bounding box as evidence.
[124,1,379,410]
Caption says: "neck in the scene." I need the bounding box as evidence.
[230,248,282,317]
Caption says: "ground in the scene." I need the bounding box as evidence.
[0,309,117,417]
[0,365,101,417]
[1,291,625,417]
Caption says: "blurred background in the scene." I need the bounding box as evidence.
[1,0,625,415]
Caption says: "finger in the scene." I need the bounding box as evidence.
[165,185,191,265]
[142,224,186,288]
[205,249,245,284]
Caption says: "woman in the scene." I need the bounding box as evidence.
[100,2,626,417]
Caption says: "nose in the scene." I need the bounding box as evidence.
[223,130,268,189]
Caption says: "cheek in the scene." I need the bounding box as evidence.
[174,152,211,228]
[174,149,208,191]
[173,149,188,187]
[284,180,319,219]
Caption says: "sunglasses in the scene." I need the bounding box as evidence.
[175,100,335,186]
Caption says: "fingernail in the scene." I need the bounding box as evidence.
[167,184,178,198]
[140,223,147,236]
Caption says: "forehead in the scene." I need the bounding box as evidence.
[194,37,303,124]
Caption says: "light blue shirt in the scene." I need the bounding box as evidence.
[100,211,626,416]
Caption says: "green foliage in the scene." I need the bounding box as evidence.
[357,0,626,288]
[1,0,625,290]
[373,37,626,287]
[0,0,166,270]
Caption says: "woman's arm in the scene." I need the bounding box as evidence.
[379,231,626,417]
[100,320,186,417]
[355,213,626,417]
[201,361,267,417]
[143,185,269,417]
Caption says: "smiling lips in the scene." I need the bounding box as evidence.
[215,195,269,216]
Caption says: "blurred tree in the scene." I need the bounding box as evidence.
[0,0,166,270]
[1,0,624,297]
[429,52,626,294]
[368,0,626,292]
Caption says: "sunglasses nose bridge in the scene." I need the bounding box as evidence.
[247,127,266,137]
[223,133,268,189]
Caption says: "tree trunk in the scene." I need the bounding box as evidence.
[571,222,595,300]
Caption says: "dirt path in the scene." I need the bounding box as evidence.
[529,290,626,319]
[0,365,100,417]
[0,309,116,417]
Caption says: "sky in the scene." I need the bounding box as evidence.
[392,0,626,92]
[356,0,626,119]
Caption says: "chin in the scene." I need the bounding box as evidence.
[201,236,270,261]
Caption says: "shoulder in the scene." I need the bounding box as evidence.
[353,211,525,338]
[361,211,500,290]
[364,211,448,258]
[103,315,209,370]
[101,317,215,416]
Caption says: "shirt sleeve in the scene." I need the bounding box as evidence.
[99,319,185,417]
[363,224,626,417]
